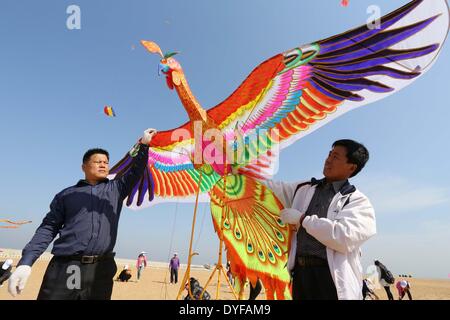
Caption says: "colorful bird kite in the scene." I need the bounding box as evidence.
[111,0,449,299]
[104,106,116,117]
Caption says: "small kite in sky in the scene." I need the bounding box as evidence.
[104,106,116,117]
[0,219,32,229]
[341,0,349,7]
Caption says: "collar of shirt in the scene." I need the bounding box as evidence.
[76,178,109,187]
[314,178,348,193]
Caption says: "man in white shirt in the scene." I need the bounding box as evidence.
[267,139,376,300]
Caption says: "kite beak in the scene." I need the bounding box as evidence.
[158,62,169,76]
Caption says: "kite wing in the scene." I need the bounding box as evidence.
[109,123,221,208]
[206,0,449,179]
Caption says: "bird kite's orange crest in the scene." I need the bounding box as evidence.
[141,40,164,57]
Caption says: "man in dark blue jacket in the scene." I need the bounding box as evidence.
[8,128,157,300]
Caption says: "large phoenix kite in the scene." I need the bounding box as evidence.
[111,0,449,299]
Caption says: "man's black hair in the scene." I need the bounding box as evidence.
[332,139,369,177]
[82,148,109,164]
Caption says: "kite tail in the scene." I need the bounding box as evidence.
[210,174,292,300]
[223,237,291,300]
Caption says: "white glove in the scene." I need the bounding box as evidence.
[141,128,157,145]
[8,265,32,297]
[280,208,304,228]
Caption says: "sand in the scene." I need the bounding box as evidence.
[372,278,450,300]
[1,253,449,300]
[0,259,256,300]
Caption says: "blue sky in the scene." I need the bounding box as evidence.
[0,0,449,279]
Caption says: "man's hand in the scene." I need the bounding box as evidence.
[280,208,304,229]
[8,265,31,297]
[141,128,158,145]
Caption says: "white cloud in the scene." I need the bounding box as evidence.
[354,174,449,214]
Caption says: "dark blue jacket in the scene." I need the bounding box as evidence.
[18,144,149,266]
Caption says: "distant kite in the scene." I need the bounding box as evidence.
[104,106,116,117]
[341,0,349,7]
[0,219,32,229]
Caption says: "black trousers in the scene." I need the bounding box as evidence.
[170,268,178,284]
[400,288,413,300]
[0,271,11,285]
[292,262,338,300]
[384,286,394,300]
[37,256,117,300]
[249,279,262,300]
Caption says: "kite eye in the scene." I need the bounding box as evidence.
[301,50,315,61]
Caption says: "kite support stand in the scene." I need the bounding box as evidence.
[176,172,203,300]
[199,166,239,300]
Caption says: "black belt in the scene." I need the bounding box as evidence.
[55,252,115,264]
[297,256,328,267]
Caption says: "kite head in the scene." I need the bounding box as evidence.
[141,40,183,90]
[158,52,182,75]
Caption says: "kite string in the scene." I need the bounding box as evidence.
[167,201,179,262]
[193,202,208,253]
[160,201,179,299]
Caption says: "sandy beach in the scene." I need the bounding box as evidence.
[1,250,449,300]
[0,249,255,300]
